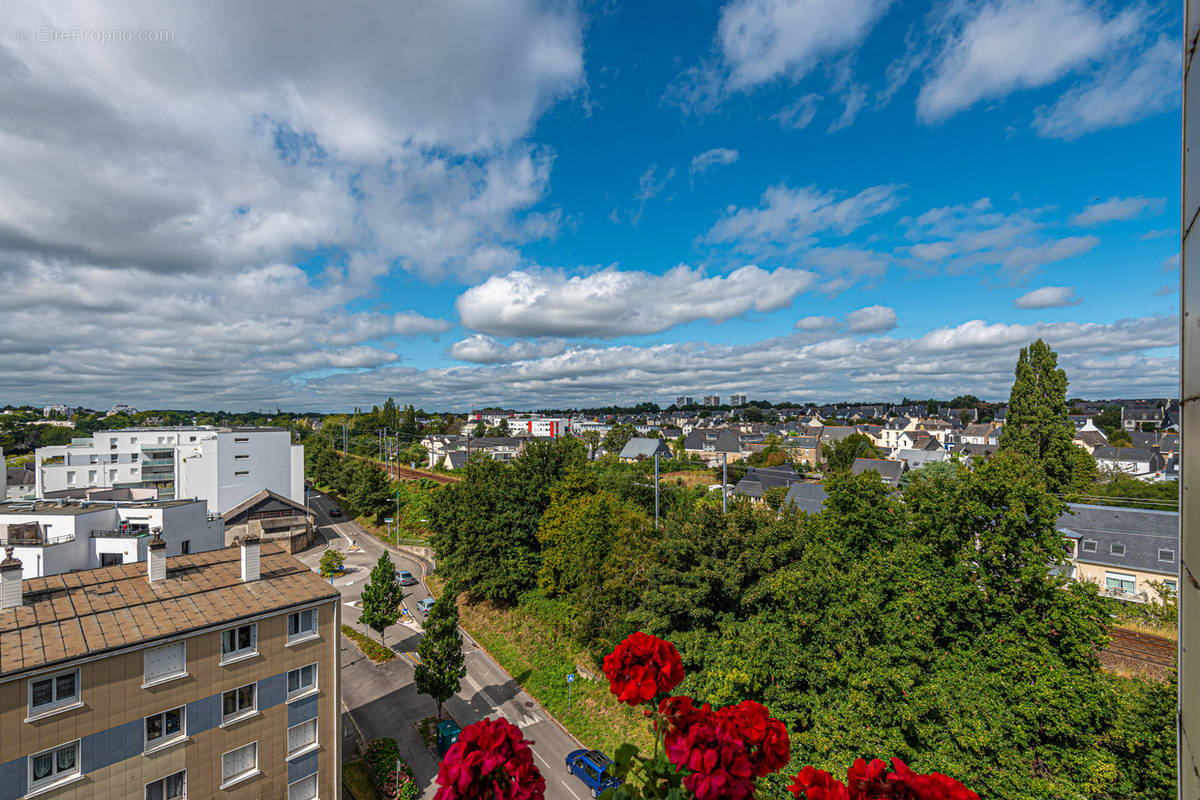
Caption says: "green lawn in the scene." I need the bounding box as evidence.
[342,759,379,800]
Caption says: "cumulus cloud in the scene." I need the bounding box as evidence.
[689,148,740,177]
[1070,195,1167,226]
[455,264,818,338]
[917,0,1141,123]
[844,305,898,333]
[446,335,570,364]
[1014,286,1082,309]
[794,315,840,331]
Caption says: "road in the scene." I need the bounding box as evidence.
[298,491,592,800]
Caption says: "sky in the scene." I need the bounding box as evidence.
[0,0,1181,411]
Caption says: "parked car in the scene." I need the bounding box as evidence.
[565,749,620,798]
[396,570,418,586]
[415,597,435,614]
[329,507,342,517]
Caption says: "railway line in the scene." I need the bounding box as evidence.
[1100,627,1176,679]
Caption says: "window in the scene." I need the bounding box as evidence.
[88,470,97,482]
[1105,572,1137,595]
[220,742,258,787]
[28,741,80,790]
[1081,539,1097,553]
[1110,543,1126,556]
[234,437,249,442]
[220,623,256,662]
[181,540,190,555]
[1159,548,1175,562]
[100,553,123,567]
[287,718,318,758]
[144,642,186,686]
[288,773,318,800]
[145,770,185,800]
[66,471,76,484]
[109,469,118,481]
[235,454,249,460]
[234,470,249,477]
[288,608,319,643]
[222,683,256,723]
[28,669,79,716]
[1165,579,1178,594]
[130,437,138,444]
[144,706,185,751]
[288,664,318,700]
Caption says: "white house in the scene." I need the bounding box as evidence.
[0,497,223,578]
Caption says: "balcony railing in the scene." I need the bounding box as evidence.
[0,534,75,546]
[90,528,150,538]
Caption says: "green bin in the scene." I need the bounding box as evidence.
[436,720,461,757]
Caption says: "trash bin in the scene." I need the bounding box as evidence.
[436,720,461,757]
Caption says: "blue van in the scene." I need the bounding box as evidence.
[565,749,620,798]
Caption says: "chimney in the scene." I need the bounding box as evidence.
[1,546,23,610]
[147,529,167,583]
[239,534,261,582]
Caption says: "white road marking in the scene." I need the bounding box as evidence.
[560,779,585,800]
[463,672,501,709]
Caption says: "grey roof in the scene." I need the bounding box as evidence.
[1092,446,1154,462]
[895,449,950,468]
[1060,503,1178,575]
[1129,431,1158,449]
[851,458,904,487]
[819,426,858,443]
[783,483,829,514]
[619,437,672,460]
[444,451,470,469]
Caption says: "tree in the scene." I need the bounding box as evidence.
[824,433,883,472]
[949,394,979,408]
[415,585,467,719]
[400,403,418,437]
[1094,405,1124,439]
[349,458,392,520]
[762,485,788,510]
[1000,339,1095,495]
[581,430,601,459]
[471,420,486,438]
[359,552,403,645]
[318,549,345,578]
[603,423,638,454]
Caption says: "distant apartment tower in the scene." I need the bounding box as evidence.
[728,394,747,407]
[703,395,721,407]
[35,427,303,514]
[0,538,339,799]
[675,397,695,407]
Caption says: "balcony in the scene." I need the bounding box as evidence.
[90,528,149,539]
[0,533,75,547]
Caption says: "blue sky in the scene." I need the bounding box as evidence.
[0,0,1181,410]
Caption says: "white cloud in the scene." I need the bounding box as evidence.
[455,264,818,338]
[706,183,902,252]
[1164,253,1181,271]
[845,304,898,333]
[773,94,822,130]
[631,165,676,226]
[690,148,740,177]
[917,0,1142,124]
[1033,36,1179,139]
[718,0,893,90]
[794,315,840,331]
[1070,195,1167,226]
[1014,286,1082,309]
[446,335,569,364]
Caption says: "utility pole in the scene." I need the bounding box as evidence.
[654,451,660,530]
[722,452,727,514]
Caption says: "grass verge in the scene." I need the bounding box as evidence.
[427,576,652,757]
[343,624,396,663]
[342,759,380,800]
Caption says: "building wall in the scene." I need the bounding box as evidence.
[176,431,297,514]
[1075,562,1177,604]
[0,598,339,799]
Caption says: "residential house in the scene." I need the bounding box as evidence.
[878,417,918,450]
[783,483,829,514]
[895,430,942,452]
[1092,446,1165,478]
[1121,403,1163,432]
[895,449,951,470]
[683,429,746,464]
[732,466,803,502]
[0,538,339,799]
[781,436,821,467]
[5,468,34,501]
[959,423,1001,446]
[1059,503,1178,603]
[851,458,904,488]
[618,438,672,463]
[221,489,314,553]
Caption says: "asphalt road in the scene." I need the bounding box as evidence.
[298,491,593,800]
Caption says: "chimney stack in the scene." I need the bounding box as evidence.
[147,529,167,583]
[1,546,23,609]
[239,534,261,582]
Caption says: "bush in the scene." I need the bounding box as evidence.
[362,738,417,800]
[343,624,395,663]
[319,549,345,578]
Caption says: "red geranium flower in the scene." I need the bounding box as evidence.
[846,758,890,800]
[788,766,849,800]
[664,707,756,800]
[884,759,979,800]
[657,695,707,737]
[434,717,545,800]
[603,632,684,706]
[719,700,790,776]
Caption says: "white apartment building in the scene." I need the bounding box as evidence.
[0,497,223,578]
[35,427,303,513]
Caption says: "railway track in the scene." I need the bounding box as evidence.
[1101,627,1176,675]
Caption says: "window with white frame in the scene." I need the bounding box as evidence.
[220,742,258,787]
[288,663,317,700]
[287,718,318,758]
[1105,572,1137,595]
[289,772,318,800]
[287,608,319,643]
[28,740,80,791]
[28,668,80,716]
[145,769,185,800]
[1110,542,1126,556]
[220,623,256,662]
[1159,548,1175,562]
[222,683,256,723]
[1081,539,1097,553]
[1165,579,1178,594]
[144,706,186,751]
[144,642,186,686]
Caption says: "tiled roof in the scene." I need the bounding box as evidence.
[0,543,338,678]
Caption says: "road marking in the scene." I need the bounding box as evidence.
[463,672,501,709]
[559,779,585,800]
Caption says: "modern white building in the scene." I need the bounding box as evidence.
[34,426,303,513]
[0,497,224,578]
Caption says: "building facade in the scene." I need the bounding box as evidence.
[0,538,340,799]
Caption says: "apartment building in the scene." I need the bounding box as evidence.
[702,395,720,407]
[728,394,747,407]
[0,498,223,579]
[0,535,340,799]
[1059,503,1179,603]
[35,427,303,514]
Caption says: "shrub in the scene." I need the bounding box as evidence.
[363,738,417,800]
[343,624,395,663]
